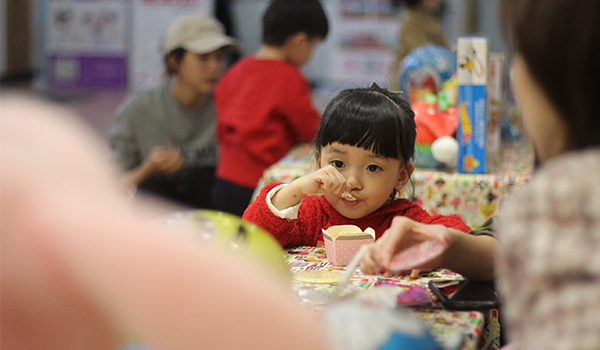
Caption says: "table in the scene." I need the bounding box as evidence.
[254,140,533,228]
[286,246,501,350]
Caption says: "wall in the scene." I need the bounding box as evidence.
[11,0,504,86]
[0,0,5,75]
[231,0,334,84]
[30,0,42,74]
[475,0,505,52]
[0,0,43,79]
[231,0,481,86]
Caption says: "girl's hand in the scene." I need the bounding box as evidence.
[147,147,184,174]
[360,217,451,276]
[295,165,350,197]
[271,165,350,210]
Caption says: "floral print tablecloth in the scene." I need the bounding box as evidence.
[254,140,533,228]
[287,246,501,350]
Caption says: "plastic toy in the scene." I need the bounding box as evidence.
[431,136,459,165]
[398,44,457,104]
[412,94,459,168]
[413,94,457,144]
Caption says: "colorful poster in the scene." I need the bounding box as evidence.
[130,0,213,91]
[45,0,128,89]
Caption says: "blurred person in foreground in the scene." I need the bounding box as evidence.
[1,95,326,350]
[362,1,600,348]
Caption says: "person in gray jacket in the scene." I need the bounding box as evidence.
[110,13,237,209]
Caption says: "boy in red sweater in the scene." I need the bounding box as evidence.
[244,84,470,248]
[212,0,329,216]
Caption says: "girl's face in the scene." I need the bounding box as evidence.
[512,55,567,162]
[174,49,226,95]
[317,142,413,219]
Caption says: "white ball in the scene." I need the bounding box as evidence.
[431,136,459,165]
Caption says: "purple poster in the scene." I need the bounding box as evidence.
[46,0,128,89]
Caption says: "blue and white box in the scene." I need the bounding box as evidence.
[456,37,489,173]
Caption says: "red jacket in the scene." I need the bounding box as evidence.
[214,57,320,189]
[243,182,471,248]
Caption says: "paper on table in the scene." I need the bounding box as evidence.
[330,245,369,301]
[295,270,344,284]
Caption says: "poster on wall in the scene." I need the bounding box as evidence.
[130,0,213,91]
[45,0,128,89]
[327,0,399,87]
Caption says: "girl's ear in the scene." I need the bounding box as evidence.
[314,151,321,167]
[394,162,414,191]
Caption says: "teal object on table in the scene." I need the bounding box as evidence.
[324,298,441,350]
[414,144,443,169]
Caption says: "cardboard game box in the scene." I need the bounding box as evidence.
[457,37,489,173]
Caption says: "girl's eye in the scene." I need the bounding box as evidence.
[331,160,345,168]
[367,164,382,172]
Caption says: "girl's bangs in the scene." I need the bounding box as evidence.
[319,104,402,160]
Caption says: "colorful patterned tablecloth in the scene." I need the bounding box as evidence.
[286,246,501,350]
[253,140,534,228]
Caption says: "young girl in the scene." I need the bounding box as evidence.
[243,83,470,248]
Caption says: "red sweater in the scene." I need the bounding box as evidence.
[243,182,471,248]
[214,57,321,189]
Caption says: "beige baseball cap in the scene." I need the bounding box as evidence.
[164,13,239,54]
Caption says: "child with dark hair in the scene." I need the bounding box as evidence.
[243,83,470,248]
[212,0,329,217]
[110,14,237,209]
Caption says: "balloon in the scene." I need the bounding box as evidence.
[161,210,291,280]
[431,136,459,166]
[398,44,457,103]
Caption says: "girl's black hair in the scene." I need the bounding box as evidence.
[315,83,416,167]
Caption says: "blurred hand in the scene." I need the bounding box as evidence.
[147,147,184,174]
[360,217,451,277]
